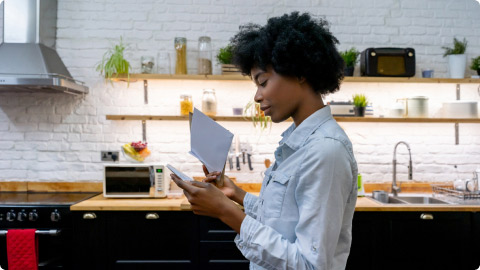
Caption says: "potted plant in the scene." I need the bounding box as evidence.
[216,45,241,74]
[340,47,360,76]
[470,56,480,76]
[442,37,467,79]
[352,94,368,117]
[96,36,131,83]
[243,100,271,131]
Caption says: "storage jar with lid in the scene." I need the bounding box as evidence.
[202,89,217,116]
[197,36,212,75]
[174,37,187,74]
[180,94,193,116]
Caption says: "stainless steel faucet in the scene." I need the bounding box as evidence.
[392,141,413,196]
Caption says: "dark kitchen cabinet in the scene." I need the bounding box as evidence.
[72,211,246,270]
[472,213,480,269]
[347,211,473,270]
[72,211,108,270]
[198,216,249,270]
[106,211,196,270]
[73,210,477,270]
[346,212,388,270]
[385,212,471,270]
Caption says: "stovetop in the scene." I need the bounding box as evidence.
[0,192,99,206]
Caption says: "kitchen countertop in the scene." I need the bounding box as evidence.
[71,193,480,212]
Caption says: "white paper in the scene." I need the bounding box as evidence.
[189,108,234,174]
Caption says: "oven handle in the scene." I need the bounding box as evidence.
[0,229,61,236]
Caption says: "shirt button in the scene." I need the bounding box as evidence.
[311,246,317,251]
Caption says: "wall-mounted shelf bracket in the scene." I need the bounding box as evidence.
[144,80,149,105]
[142,120,147,142]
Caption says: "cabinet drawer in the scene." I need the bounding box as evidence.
[199,242,249,270]
[107,211,196,263]
[199,216,237,241]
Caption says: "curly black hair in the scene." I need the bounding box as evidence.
[231,12,344,95]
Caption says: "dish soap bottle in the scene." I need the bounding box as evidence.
[357,173,365,197]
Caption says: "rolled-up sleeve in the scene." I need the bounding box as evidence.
[234,138,355,270]
[243,192,260,219]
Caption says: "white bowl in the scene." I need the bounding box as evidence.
[442,100,478,118]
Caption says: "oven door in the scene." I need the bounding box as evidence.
[0,227,72,270]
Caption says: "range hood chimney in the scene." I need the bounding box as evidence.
[0,0,88,95]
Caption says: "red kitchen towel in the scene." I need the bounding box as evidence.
[7,229,39,270]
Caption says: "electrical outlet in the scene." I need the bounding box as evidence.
[101,151,119,162]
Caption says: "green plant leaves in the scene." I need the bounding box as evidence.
[243,100,272,131]
[442,37,467,57]
[95,36,131,83]
[352,94,368,107]
[340,47,360,67]
[216,45,234,64]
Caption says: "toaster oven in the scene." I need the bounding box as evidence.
[360,47,415,77]
[103,164,168,198]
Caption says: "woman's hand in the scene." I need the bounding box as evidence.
[170,174,246,233]
[202,165,246,206]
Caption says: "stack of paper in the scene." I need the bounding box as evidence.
[188,108,234,186]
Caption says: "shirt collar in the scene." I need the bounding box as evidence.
[280,106,333,151]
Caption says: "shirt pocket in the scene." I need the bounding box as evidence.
[263,171,291,218]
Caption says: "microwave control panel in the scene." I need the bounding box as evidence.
[152,165,167,198]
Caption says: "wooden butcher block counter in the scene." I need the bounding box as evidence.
[71,194,480,212]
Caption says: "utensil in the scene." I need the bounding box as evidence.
[235,135,241,171]
[246,143,253,171]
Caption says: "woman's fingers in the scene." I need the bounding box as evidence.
[170,174,197,194]
[202,165,209,176]
[203,174,218,183]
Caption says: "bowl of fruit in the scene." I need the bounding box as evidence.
[121,141,151,162]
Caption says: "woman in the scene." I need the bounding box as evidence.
[171,12,358,270]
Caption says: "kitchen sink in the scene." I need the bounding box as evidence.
[370,195,453,205]
[393,196,451,204]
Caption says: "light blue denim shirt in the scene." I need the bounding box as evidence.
[234,106,358,270]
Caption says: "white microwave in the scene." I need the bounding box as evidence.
[103,164,169,198]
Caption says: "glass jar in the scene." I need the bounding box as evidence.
[197,36,212,75]
[174,37,187,74]
[202,89,217,116]
[180,94,193,116]
[141,56,155,74]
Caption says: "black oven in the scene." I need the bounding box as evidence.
[360,47,416,77]
[0,192,98,270]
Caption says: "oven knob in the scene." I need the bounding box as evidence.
[370,52,376,57]
[17,211,27,222]
[408,52,413,57]
[51,210,61,222]
[29,210,39,221]
[6,211,16,222]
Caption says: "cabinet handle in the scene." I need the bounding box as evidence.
[145,213,159,220]
[82,213,97,220]
[420,213,434,220]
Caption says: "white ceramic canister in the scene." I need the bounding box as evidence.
[406,96,429,118]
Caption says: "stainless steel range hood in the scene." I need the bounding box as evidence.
[0,0,88,95]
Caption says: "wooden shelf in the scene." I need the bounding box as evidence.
[106,115,480,123]
[110,74,480,84]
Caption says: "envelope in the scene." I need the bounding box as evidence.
[189,108,234,187]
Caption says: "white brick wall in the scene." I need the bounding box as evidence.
[0,0,479,184]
